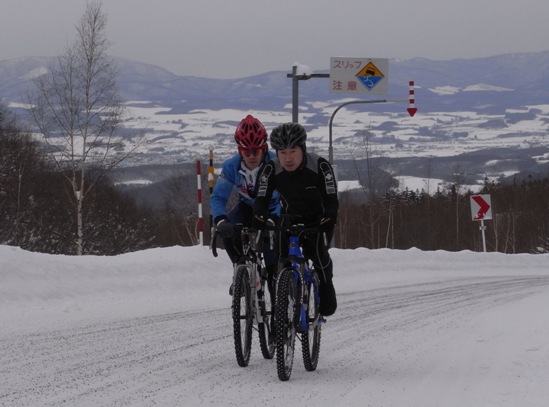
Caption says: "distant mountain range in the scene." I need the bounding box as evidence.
[2,51,549,114]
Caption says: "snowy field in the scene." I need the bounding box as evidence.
[9,99,549,194]
[117,101,549,164]
[2,244,549,406]
[14,97,540,167]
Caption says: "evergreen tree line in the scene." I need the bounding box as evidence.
[2,104,548,255]
[337,179,549,253]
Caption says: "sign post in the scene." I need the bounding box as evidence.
[470,194,492,252]
[287,64,329,123]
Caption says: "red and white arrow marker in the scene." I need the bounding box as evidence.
[407,80,417,117]
[472,195,491,220]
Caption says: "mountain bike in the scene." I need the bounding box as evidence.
[212,224,275,367]
[272,216,324,381]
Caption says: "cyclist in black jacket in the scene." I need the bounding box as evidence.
[253,122,339,316]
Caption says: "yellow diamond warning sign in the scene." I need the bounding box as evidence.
[357,62,384,77]
[356,62,385,91]
[330,57,388,94]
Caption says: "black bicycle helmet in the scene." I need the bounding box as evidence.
[269,123,307,151]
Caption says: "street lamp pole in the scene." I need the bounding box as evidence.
[328,100,386,163]
[328,99,410,164]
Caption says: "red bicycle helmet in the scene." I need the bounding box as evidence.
[234,115,268,150]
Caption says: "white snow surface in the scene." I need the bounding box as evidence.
[2,244,549,406]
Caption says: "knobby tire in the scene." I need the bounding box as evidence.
[302,273,321,371]
[232,265,253,367]
[275,268,298,381]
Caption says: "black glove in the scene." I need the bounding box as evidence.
[216,218,235,238]
[267,214,279,228]
[252,214,267,230]
[318,214,335,233]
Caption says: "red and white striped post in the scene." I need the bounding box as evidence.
[196,155,204,245]
[407,80,417,117]
[207,146,215,242]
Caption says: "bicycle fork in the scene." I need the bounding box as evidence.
[250,264,264,326]
[288,266,309,334]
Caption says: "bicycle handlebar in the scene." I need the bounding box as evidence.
[261,213,323,236]
[262,221,327,247]
[210,223,263,258]
[263,223,321,235]
[210,215,329,258]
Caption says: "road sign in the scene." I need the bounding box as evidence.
[470,194,492,221]
[330,57,388,95]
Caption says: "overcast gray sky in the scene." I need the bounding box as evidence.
[2,0,549,79]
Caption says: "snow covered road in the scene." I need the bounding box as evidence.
[2,245,549,407]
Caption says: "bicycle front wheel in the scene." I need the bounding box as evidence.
[232,265,253,367]
[302,272,321,371]
[275,268,298,381]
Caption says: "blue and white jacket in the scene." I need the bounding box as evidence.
[211,151,280,223]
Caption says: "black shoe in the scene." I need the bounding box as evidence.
[268,316,276,342]
[268,326,276,343]
[319,280,337,316]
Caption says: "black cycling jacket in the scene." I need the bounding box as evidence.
[254,152,339,225]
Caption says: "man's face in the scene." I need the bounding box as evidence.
[278,147,303,172]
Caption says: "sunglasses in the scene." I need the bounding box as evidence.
[239,147,263,157]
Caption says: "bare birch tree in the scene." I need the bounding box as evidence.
[29,1,129,255]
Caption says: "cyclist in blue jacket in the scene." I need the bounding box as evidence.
[211,115,280,293]
[253,122,338,316]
